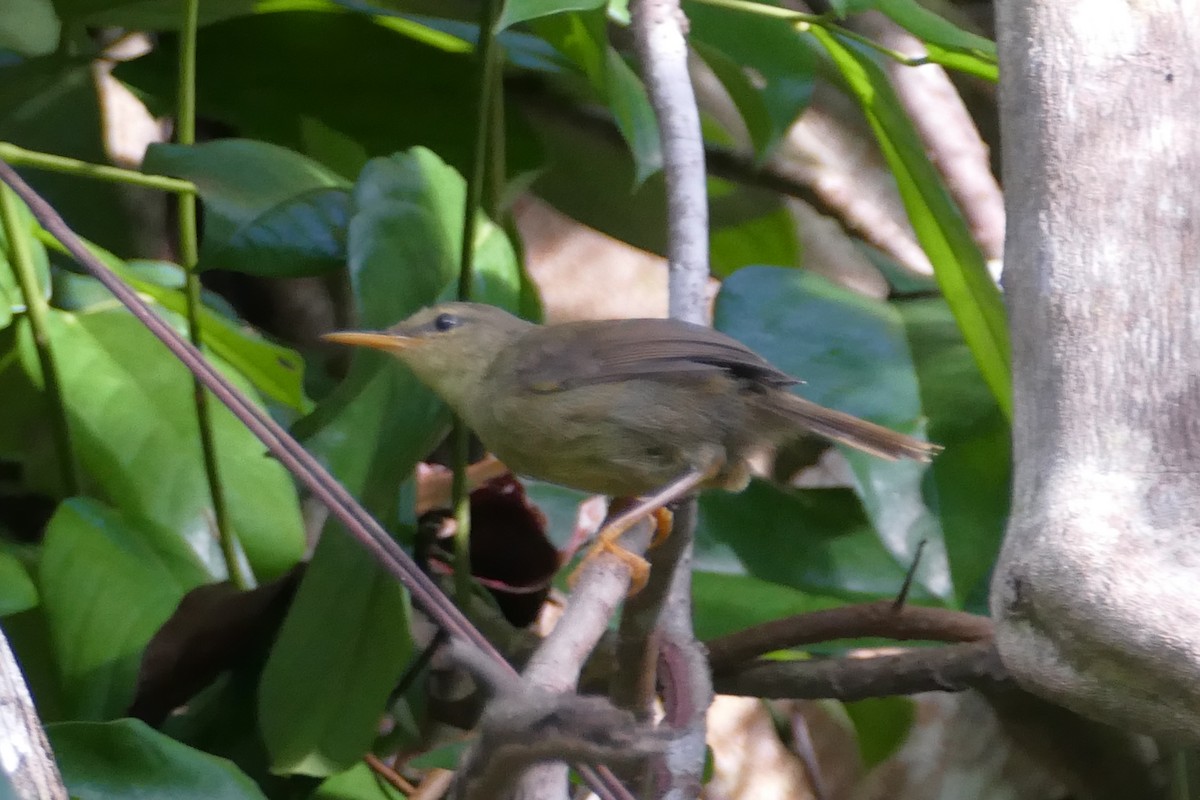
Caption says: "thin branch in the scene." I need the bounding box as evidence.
[451,0,505,605]
[713,640,1009,700]
[0,184,78,495]
[629,1,713,797]
[0,142,196,194]
[0,160,633,800]
[706,600,993,673]
[507,518,655,800]
[174,0,249,590]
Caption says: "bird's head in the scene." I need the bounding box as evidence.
[323,302,532,414]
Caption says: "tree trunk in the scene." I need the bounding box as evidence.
[993,0,1200,741]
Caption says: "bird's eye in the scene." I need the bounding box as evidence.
[433,312,459,332]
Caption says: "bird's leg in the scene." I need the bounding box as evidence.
[569,461,719,594]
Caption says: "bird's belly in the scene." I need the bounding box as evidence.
[470,381,754,497]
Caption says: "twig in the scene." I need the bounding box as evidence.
[507,518,655,799]
[174,0,250,589]
[450,0,505,605]
[0,184,78,495]
[629,1,714,797]
[449,637,667,800]
[364,753,418,795]
[713,640,1008,700]
[0,158,634,800]
[0,142,195,194]
[706,600,993,673]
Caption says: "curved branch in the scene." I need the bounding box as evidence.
[706,600,993,673]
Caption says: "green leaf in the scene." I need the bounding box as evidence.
[38,499,209,719]
[696,481,915,601]
[693,41,776,159]
[24,309,306,580]
[715,266,950,600]
[143,140,351,277]
[495,0,606,32]
[34,232,310,412]
[0,548,38,615]
[116,12,541,179]
[898,298,1009,610]
[313,761,407,800]
[258,528,416,777]
[687,1,817,153]
[260,147,520,777]
[810,27,1011,418]
[0,0,59,57]
[844,696,914,768]
[535,11,661,184]
[692,571,844,642]
[876,0,997,79]
[48,718,267,799]
[708,181,798,276]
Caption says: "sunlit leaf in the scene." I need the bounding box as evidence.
[38,499,209,719]
[49,718,266,799]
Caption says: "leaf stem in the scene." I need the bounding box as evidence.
[450,0,504,606]
[0,185,79,495]
[0,142,195,194]
[176,0,252,589]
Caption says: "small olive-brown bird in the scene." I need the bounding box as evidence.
[325,302,939,586]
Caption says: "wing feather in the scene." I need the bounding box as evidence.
[513,318,797,392]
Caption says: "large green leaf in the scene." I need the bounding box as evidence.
[687,1,817,155]
[534,11,662,184]
[35,232,310,412]
[22,309,306,580]
[875,0,997,81]
[38,499,210,719]
[696,481,917,601]
[692,570,844,642]
[115,11,540,179]
[715,266,949,600]
[810,28,1011,418]
[143,140,351,277]
[259,148,520,776]
[495,0,606,32]
[898,298,1009,610]
[48,718,266,800]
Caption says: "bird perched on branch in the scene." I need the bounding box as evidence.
[325,302,939,590]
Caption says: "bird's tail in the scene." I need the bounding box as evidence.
[766,393,942,462]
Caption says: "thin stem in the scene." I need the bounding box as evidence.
[0,185,79,495]
[0,142,195,194]
[451,0,504,606]
[824,25,930,67]
[175,0,251,589]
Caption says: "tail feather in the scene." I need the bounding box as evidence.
[768,393,942,462]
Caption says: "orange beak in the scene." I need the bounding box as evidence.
[321,331,419,353]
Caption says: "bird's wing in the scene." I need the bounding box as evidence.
[511,318,798,393]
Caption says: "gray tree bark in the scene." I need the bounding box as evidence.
[992,0,1200,742]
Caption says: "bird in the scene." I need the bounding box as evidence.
[324,302,939,590]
